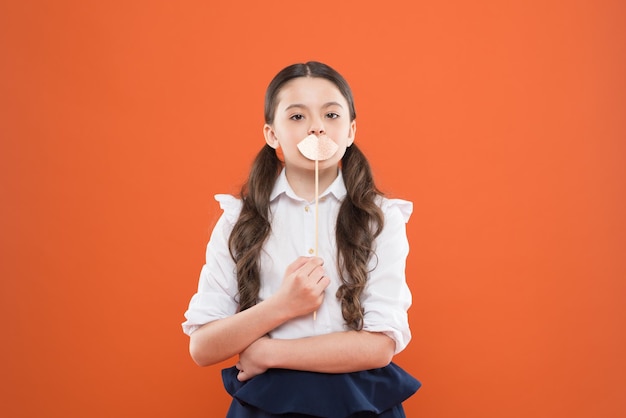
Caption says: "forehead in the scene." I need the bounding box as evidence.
[276,77,347,107]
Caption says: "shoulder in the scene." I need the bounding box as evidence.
[378,196,413,223]
[214,194,242,224]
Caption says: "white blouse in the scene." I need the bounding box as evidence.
[182,169,414,354]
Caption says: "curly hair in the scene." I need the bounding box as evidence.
[228,62,383,330]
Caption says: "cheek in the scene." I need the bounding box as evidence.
[275,125,306,141]
[329,124,354,143]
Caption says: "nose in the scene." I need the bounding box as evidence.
[308,118,325,135]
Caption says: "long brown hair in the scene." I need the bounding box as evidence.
[229,62,383,330]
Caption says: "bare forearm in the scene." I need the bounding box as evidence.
[189,297,289,366]
[264,331,395,373]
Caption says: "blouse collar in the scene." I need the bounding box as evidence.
[270,167,347,203]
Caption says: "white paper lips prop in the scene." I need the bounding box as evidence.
[297,134,339,161]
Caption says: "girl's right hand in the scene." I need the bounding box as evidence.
[275,256,330,318]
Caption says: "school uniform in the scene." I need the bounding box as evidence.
[183,169,420,417]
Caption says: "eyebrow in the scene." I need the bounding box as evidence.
[284,102,345,112]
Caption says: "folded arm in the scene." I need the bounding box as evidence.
[236,330,395,381]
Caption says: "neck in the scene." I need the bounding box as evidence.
[284,164,339,202]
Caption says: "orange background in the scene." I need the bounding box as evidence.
[1,1,625,417]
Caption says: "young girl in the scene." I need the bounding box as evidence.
[182,61,420,417]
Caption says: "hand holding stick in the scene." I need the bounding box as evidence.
[297,134,338,320]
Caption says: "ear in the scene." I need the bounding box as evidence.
[264,124,280,149]
[347,120,356,147]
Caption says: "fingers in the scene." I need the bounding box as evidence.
[298,257,325,281]
[287,256,327,288]
[306,264,326,284]
[235,362,249,381]
[287,256,324,276]
[317,274,330,287]
[236,361,262,382]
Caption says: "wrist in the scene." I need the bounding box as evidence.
[265,292,295,323]
[259,337,278,369]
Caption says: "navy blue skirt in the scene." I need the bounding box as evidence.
[222,363,420,418]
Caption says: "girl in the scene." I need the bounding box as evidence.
[182,61,420,417]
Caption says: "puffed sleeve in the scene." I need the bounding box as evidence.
[361,198,413,354]
[181,194,242,336]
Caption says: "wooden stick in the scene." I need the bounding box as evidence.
[315,158,319,257]
[296,134,338,323]
[314,158,319,321]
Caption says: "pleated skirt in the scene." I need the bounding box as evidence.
[222,363,420,418]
